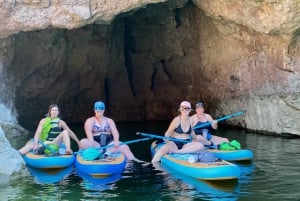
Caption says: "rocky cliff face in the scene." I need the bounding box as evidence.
[0,0,300,136]
[0,0,170,38]
[0,127,28,184]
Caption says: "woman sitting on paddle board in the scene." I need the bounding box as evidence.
[191,102,229,146]
[151,101,204,163]
[79,101,143,163]
[18,104,80,155]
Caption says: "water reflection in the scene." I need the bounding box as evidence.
[27,166,73,184]
[5,169,75,201]
[77,170,121,191]
[154,162,239,201]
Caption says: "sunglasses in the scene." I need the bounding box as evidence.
[182,107,191,111]
[196,102,204,107]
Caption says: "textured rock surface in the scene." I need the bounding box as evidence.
[0,127,29,183]
[0,0,170,38]
[193,0,300,35]
[0,0,299,136]
[122,2,300,135]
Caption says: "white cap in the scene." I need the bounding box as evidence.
[180,101,191,108]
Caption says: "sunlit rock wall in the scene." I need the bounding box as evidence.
[0,0,170,38]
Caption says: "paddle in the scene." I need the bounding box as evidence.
[76,137,153,160]
[193,110,247,130]
[136,132,191,143]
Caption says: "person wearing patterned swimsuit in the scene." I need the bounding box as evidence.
[79,101,144,163]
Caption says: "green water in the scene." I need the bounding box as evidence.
[2,122,300,201]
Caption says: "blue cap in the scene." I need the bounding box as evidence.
[94,101,105,110]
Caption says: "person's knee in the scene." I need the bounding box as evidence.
[160,144,169,151]
[198,143,205,150]
[79,139,89,148]
[61,130,69,136]
[80,139,100,149]
[119,144,130,152]
[190,142,204,150]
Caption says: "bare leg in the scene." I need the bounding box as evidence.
[79,138,100,149]
[62,130,72,153]
[195,135,213,146]
[211,135,229,145]
[118,144,135,160]
[53,130,72,153]
[18,141,34,155]
[117,144,147,163]
[173,142,204,154]
[151,142,177,163]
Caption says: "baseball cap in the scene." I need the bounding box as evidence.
[180,101,191,108]
[94,101,105,110]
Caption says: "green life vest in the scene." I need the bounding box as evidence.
[40,117,61,141]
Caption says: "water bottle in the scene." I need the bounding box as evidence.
[100,134,107,146]
[59,143,66,155]
[187,155,198,163]
[202,129,208,139]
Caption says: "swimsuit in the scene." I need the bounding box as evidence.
[174,120,192,134]
[173,117,192,149]
[92,117,113,146]
[194,115,212,140]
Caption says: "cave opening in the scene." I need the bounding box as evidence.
[3,1,207,129]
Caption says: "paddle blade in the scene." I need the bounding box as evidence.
[81,148,102,161]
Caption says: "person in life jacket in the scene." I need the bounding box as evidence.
[18,104,80,155]
[191,102,229,146]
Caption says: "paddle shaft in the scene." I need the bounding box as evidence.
[38,140,55,152]
[136,132,190,143]
[75,137,152,154]
[193,110,246,130]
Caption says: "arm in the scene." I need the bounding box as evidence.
[84,117,96,142]
[190,114,197,128]
[60,120,80,146]
[206,114,218,130]
[106,118,120,148]
[33,118,45,150]
[164,117,179,138]
[190,130,197,141]
[189,116,197,140]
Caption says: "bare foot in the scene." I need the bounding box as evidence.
[132,158,150,165]
[65,149,73,155]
